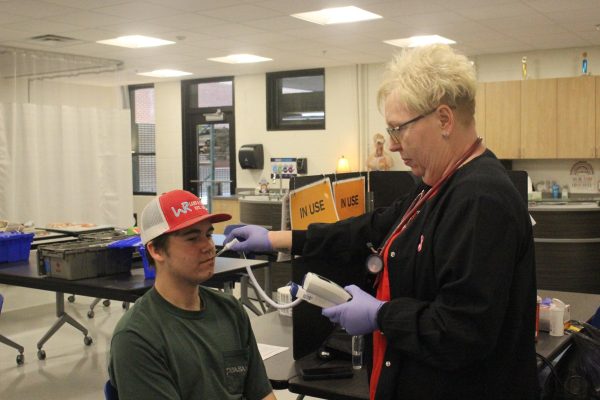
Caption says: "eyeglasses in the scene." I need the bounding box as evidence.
[386,108,437,143]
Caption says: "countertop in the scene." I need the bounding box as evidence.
[528,201,600,211]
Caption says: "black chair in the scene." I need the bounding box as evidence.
[0,294,25,365]
[104,380,119,400]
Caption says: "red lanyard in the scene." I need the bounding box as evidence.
[377,137,482,255]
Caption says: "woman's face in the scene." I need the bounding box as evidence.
[384,94,441,184]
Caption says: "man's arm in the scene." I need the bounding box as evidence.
[110,331,180,400]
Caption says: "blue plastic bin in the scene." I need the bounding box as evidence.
[0,232,35,263]
[137,245,155,279]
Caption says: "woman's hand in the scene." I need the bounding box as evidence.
[224,225,273,253]
[322,285,385,335]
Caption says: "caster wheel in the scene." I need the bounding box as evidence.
[87,310,94,319]
[122,302,128,309]
[68,295,75,303]
[84,336,93,346]
[37,349,46,360]
[16,354,24,365]
[102,299,111,307]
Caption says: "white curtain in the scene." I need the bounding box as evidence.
[0,102,134,228]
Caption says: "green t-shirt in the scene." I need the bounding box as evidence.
[108,286,272,400]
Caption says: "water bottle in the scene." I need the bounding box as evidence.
[551,183,560,199]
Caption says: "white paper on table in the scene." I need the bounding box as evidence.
[257,343,288,360]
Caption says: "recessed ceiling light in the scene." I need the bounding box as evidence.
[208,54,272,64]
[137,69,192,78]
[384,35,456,48]
[291,6,382,25]
[97,35,175,48]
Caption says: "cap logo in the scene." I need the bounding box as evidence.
[171,201,192,217]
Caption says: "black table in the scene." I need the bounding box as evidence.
[255,290,600,400]
[0,252,268,360]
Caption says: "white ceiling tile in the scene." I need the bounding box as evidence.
[483,13,557,31]
[144,14,230,30]
[144,0,242,12]
[98,21,176,36]
[545,8,600,30]
[1,0,600,84]
[525,0,600,13]
[2,19,81,34]
[94,1,182,20]
[0,12,29,25]
[0,27,32,42]
[45,10,131,28]
[243,16,312,32]
[185,23,264,38]
[367,0,445,17]
[402,11,472,27]
[456,2,537,20]
[521,32,593,49]
[42,0,132,10]
[200,4,282,23]
[575,30,600,45]
[255,0,348,15]
[0,0,78,18]
[237,31,298,45]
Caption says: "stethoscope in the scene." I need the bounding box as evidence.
[365,137,483,275]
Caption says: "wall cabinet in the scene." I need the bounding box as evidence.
[557,76,595,158]
[480,76,597,159]
[484,81,521,159]
[474,82,486,139]
[521,79,557,159]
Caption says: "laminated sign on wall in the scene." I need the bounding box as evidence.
[289,178,338,230]
[333,177,366,220]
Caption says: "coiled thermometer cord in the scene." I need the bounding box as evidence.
[217,238,302,310]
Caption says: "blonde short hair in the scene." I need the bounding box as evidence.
[378,45,477,125]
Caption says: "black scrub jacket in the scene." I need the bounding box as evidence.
[292,150,538,400]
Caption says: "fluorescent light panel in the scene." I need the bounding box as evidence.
[291,6,381,25]
[137,69,192,78]
[97,35,175,48]
[208,54,272,64]
[384,35,456,48]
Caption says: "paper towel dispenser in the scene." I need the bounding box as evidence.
[238,144,264,169]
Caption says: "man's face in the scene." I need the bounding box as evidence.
[155,220,216,286]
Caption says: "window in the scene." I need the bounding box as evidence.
[130,84,156,195]
[267,68,325,131]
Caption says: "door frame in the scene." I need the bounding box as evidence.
[181,77,236,199]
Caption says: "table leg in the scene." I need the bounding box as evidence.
[36,293,93,359]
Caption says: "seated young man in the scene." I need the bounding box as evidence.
[108,189,276,400]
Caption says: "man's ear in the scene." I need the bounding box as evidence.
[147,241,165,262]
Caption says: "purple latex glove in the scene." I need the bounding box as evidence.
[321,285,385,335]
[224,225,273,253]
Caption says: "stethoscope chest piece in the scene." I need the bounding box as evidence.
[366,253,384,274]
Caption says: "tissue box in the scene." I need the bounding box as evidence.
[0,232,35,263]
[539,300,570,332]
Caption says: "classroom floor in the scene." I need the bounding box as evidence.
[0,284,317,400]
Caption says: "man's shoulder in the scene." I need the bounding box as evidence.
[113,290,158,336]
